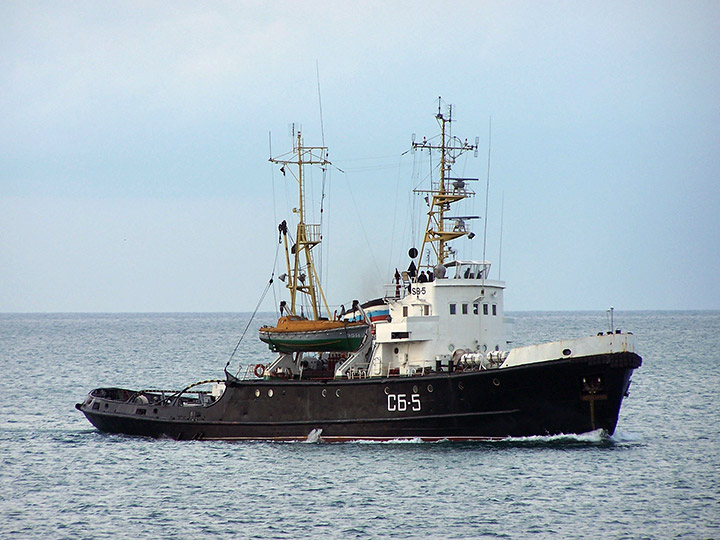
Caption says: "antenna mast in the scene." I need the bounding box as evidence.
[270,131,331,319]
[413,97,479,268]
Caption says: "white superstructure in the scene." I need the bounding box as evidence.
[369,261,506,376]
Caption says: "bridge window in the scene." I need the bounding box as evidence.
[462,303,468,315]
[483,304,489,315]
[492,304,497,316]
[449,303,456,315]
[473,304,479,315]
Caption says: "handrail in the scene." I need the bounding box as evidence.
[157,379,226,406]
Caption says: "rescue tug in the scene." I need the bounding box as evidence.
[76,101,641,441]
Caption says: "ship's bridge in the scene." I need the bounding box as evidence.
[368,257,507,376]
[442,260,491,280]
[382,260,498,301]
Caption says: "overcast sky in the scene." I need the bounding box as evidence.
[1,1,718,313]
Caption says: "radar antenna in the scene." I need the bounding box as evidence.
[412,97,479,267]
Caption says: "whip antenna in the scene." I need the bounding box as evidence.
[482,116,492,279]
[316,60,325,147]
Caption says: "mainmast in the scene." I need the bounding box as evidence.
[270,129,331,320]
[413,98,479,268]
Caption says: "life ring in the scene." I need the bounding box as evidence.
[254,364,266,378]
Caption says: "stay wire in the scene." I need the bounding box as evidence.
[338,167,384,284]
[227,242,280,370]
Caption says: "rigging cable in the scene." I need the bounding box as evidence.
[386,154,404,277]
[316,62,329,292]
[320,166,330,295]
[337,166,384,284]
[482,116,492,283]
[269,131,280,313]
[410,147,420,252]
[269,132,278,230]
[227,242,281,373]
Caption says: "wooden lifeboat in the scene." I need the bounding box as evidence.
[259,316,369,353]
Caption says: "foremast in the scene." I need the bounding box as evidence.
[270,130,331,320]
[413,98,479,270]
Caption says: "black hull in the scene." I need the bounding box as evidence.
[76,352,641,441]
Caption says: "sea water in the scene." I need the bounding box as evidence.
[1,311,718,539]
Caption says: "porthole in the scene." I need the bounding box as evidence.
[412,385,419,393]
[335,389,341,398]
[384,387,390,395]
[458,382,465,390]
[492,378,500,387]
[254,389,260,398]
[427,384,434,393]
[322,389,327,398]
[153,408,158,414]
[394,347,399,354]
[563,348,572,356]
[267,389,274,398]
